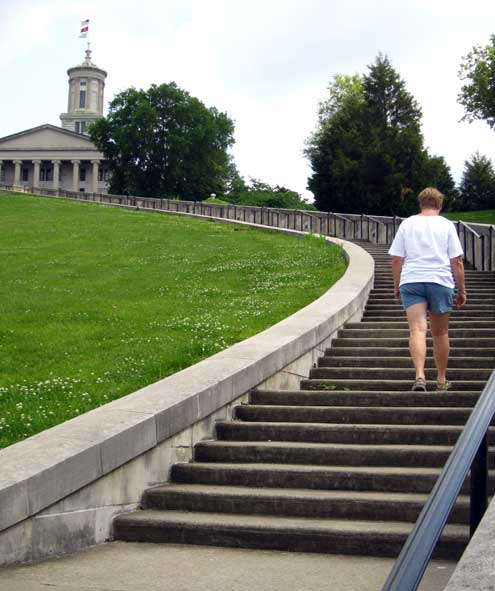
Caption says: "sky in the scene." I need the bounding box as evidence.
[1,0,495,201]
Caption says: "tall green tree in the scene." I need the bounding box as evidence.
[305,74,367,212]
[305,55,456,215]
[360,55,425,214]
[458,35,495,129]
[459,152,495,211]
[90,83,235,200]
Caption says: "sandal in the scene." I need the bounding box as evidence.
[412,377,427,392]
[437,381,451,391]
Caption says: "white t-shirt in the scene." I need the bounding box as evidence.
[388,215,464,288]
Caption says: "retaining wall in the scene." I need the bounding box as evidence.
[0,208,374,566]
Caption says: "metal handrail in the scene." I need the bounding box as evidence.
[459,220,481,239]
[381,369,495,591]
[365,214,388,226]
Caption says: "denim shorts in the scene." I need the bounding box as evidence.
[400,282,454,314]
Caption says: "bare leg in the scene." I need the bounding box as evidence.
[430,312,450,384]
[405,302,428,380]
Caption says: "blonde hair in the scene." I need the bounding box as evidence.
[418,187,444,210]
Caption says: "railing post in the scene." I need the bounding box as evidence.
[481,234,485,272]
[470,432,489,537]
[472,231,476,269]
[490,227,494,271]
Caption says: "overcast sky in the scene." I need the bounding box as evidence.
[1,0,495,200]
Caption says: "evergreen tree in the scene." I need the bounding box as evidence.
[305,74,367,212]
[305,55,454,215]
[360,55,425,214]
[459,152,495,210]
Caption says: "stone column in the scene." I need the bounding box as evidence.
[71,160,80,192]
[52,160,61,191]
[32,160,41,189]
[91,160,99,193]
[13,160,22,186]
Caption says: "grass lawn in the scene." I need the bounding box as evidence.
[0,193,347,448]
[443,210,495,224]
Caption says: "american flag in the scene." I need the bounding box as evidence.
[80,19,89,38]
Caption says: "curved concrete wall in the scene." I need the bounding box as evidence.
[0,214,374,567]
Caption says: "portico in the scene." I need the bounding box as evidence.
[0,125,108,193]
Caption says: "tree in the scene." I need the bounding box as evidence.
[305,56,437,215]
[305,74,368,212]
[360,55,425,214]
[89,83,235,200]
[458,35,495,129]
[226,177,316,210]
[459,152,495,210]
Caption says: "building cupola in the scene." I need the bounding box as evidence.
[60,46,107,135]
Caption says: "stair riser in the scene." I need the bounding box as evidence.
[234,406,472,426]
[301,379,485,391]
[216,423,476,445]
[113,520,466,560]
[318,357,495,369]
[143,491,469,524]
[338,329,494,339]
[330,338,495,348]
[325,347,495,358]
[172,464,493,496]
[194,443,487,468]
[309,368,492,380]
[250,391,480,408]
[346,321,495,328]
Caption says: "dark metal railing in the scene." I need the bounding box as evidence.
[457,221,483,270]
[382,369,495,591]
[2,184,494,272]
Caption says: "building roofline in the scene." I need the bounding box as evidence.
[0,124,95,144]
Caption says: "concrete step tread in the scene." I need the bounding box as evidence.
[236,404,472,415]
[144,483,469,505]
[300,379,486,391]
[115,509,469,538]
[196,440,460,452]
[176,461,448,475]
[220,420,476,433]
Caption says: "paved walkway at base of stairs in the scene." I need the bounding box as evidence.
[0,542,455,591]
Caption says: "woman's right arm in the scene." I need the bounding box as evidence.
[450,256,467,308]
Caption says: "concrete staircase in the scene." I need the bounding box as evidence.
[114,242,495,559]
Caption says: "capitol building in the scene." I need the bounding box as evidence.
[0,48,109,194]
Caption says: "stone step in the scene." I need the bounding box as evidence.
[250,389,481,408]
[301,378,486,392]
[141,483,470,524]
[325,347,495,358]
[362,310,495,319]
[344,321,495,330]
[330,337,495,348]
[113,509,468,559]
[194,440,494,469]
[338,329,494,339]
[362,315,495,322]
[318,356,495,369]
[216,421,494,445]
[171,462,495,495]
[233,404,474,426]
[365,303,494,311]
[366,297,495,304]
[308,367,492,381]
